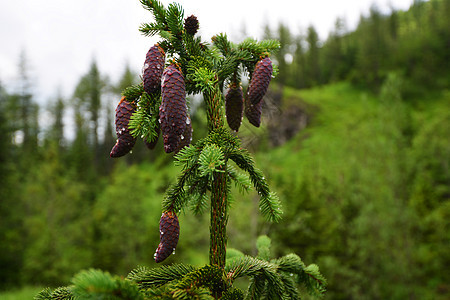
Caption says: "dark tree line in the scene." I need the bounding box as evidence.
[0,55,154,288]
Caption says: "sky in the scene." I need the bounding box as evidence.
[0,0,413,105]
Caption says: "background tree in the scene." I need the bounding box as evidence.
[0,81,25,289]
[72,60,107,170]
[305,25,321,87]
[45,91,66,149]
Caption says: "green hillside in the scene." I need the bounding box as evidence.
[239,81,449,299]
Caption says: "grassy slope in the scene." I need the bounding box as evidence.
[0,286,44,300]
[4,82,448,299]
[252,82,449,299]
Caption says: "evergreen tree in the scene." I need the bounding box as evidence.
[354,5,388,89]
[291,34,307,89]
[73,60,108,169]
[17,50,39,154]
[22,143,92,286]
[37,1,326,299]
[0,82,24,289]
[273,23,292,87]
[45,91,66,149]
[321,18,347,83]
[305,25,320,87]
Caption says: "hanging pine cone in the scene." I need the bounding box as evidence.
[247,57,273,105]
[143,44,165,95]
[225,83,244,132]
[110,96,137,157]
[184,15,199,35]
[160,64,187,153]
[174,115,192,153]
[244,96,263,127]
[154,211,180,263]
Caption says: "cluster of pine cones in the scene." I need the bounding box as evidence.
[225,56,273,131]
[109,14,273,262]
[110,43,191,158]
[110,41,273,158]
[110,16,200,158]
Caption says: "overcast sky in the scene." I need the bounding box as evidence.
[0,0,413,104]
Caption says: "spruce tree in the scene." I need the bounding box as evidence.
[36,1,326,299]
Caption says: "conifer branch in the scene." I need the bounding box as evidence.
[139,22,163,37]
[166,3,184,36]
[220,288,245,300]
[175,264,225,296]
[162,171,189,212]
[128,91,160,143]
[183,35,205,57]
[212,33,233,56]
[146,284,214,299]
[238,38,280,75]
[189,191,209,215]
[34,287,74,300]
[129,265,225,299]
[279,272,299,299]
[227,165,251,194]
[225,256,284,298]
[228,148,282,222]
[122,83,144,101]
[71,269,143,299]
[127,264,196,289]
[198,144,226,180]
[273,254,327,297]
[34,288,53,300]
[246,275,266,300]
[140,0,166,25]
[256,235,271,261]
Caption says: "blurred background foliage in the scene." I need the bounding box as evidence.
[0,0,449,299]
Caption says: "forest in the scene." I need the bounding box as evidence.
[0,0,449,299]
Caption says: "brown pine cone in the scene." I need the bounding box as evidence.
[244,96,263,127]
[247,57,273,105]
[110,97,137,157]
[174,115,192,153]
[184,15,199,35]
[143,44,165,95]
[225,83,244,132]
[160,64,187,153]
[154,211,180,263]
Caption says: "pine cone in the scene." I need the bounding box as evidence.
[174,115,192,153]
[160,64,187,153]
[184,15,199,35]
[244,96,263,127]
[143,44,165,95]
[225,83,244,132]
[154,211,180,263]
[247,57,273,105]
[110,97,136,157]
